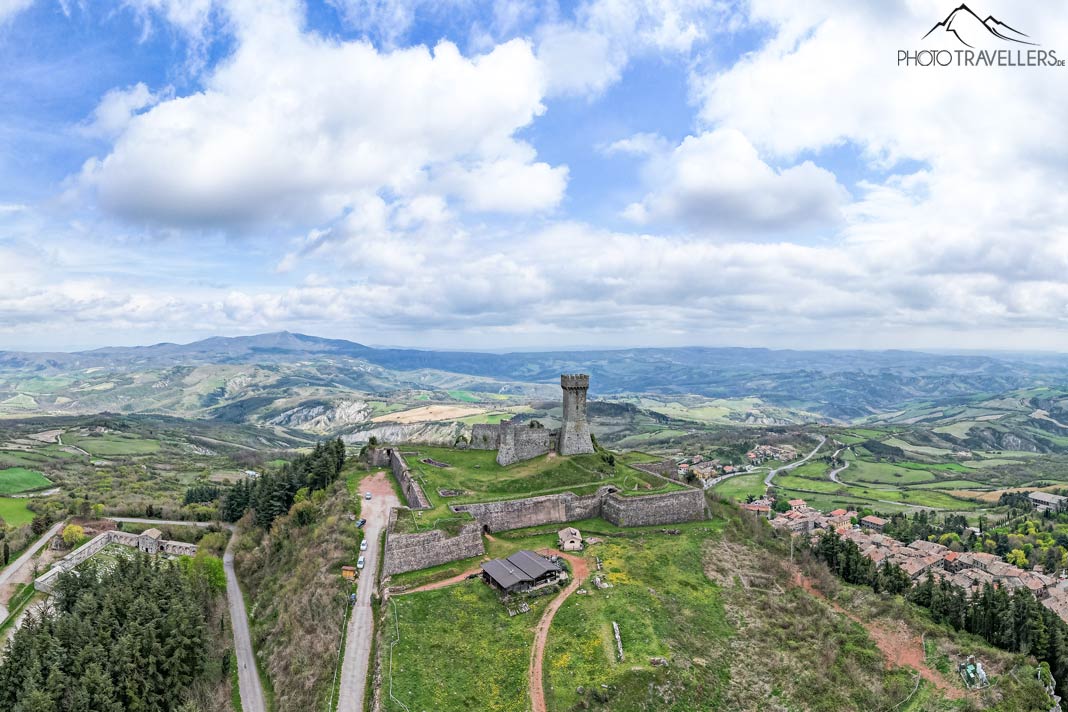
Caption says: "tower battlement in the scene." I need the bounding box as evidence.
[560,374,590,389]
[558,373,594,455]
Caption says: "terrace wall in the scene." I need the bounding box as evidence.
[451,488,609,532]
[381,508,485,576]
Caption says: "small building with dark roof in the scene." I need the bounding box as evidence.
[481,550,565,595]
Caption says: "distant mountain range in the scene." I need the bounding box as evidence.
[3,332,1068,427]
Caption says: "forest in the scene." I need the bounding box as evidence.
[0,553,228,711]
[814,529,1068,700]
[220,438,345,528]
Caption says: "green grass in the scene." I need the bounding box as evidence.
[67,433,161,456]
[841,460,936,485]
[710,474,766,501]
[0,497,34,526]
[383,581,540,712]
[447,390,482,403]
[545,530,730,711]
[909,479,991,490]
[229,651,241,712]
[390,446,684,534]
[0,467,52,494]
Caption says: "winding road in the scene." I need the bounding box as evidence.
[336,471,400,712]
[764,436,828,490]
[828,447,850,484]
[0,521,65,622]
[107,517,265,712]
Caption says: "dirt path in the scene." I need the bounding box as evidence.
[400,567,483,594]
[792,572,964,699]
[529,550,591,712]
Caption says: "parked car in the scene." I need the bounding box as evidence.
[356,518,366,528]
[357,556,366,569]
[360,540,368,551]
[365,492,372,500]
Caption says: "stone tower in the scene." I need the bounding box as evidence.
[558,374,595,455]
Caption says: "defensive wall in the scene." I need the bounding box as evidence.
[34,530,199,592]
[380,508,485,576]
[370,447,431,510]
[469,424,501,450]
[496,420,555,467]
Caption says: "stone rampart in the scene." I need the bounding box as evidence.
[451,488,607,532]
[381,509,485,576]
[388,449,431,510]
[469,424,500,450]
[601,488,707,527]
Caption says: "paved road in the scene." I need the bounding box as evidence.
[225,533,266,712]
[828,447,851,484]
[0,521,64,592]
[764,436,828,490]
[107,517,265,712]
[106,517,221,528]
[336,471,401,712]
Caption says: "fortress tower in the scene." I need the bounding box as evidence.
[558,374,595,456]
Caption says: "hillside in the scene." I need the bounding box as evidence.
[5,334,1068,428]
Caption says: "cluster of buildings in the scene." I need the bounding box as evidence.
[675,455,748,482]
[753,497,1068,624]
[745,444,799,465]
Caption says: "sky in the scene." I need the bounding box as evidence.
[1,0,1067,352]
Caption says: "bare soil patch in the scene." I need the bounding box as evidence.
[371,404,485,424]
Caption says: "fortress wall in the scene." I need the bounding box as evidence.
[469,424,500,450]
[35,531,201,592]
[368,447,391,468]
[162,541,199,556]
[381,511,485,576]
[513,426,552,461]
[389,449,432,510]
[601,488,707,527]
[452,487,608,532]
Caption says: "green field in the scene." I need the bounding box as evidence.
[841,460,936,485]
[67,433,161,456]
[710,473,766,501]
[0,467,52,495]
[384,581,540,712]
[0,497,34,526]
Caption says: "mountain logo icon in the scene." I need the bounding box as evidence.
[922,4,1037,48]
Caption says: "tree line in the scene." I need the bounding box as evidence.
[812,529,1068,699]
[0,554,223,712]
[220,438,345,528]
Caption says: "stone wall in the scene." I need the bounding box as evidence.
[601,488,706,527]
[381,509,485,576]
[35,530,199,592]
[496,420,553,466]
[452,488,608,532]
[387,449,432,510]
[469,424,500,450]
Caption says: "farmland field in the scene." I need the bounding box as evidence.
[66,433,161,456]
[0,467,52,494]
[710,473,765,501]
[0,497,34,526]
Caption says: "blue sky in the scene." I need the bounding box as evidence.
[1,1,1067,352]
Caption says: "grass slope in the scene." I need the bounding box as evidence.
[0,467,51,494]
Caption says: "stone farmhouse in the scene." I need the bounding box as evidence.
[470,374,595,466]
[557,526,583,551]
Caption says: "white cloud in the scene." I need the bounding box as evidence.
[0,0,33,24]
[622,129,847,231]
[79,82,165,138]
[76,2,564,227]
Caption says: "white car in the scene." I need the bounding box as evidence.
[365,492,372,500]
[357,556,366,569]
[360,540,368,551]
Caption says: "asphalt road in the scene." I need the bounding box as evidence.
[764,436,828,489]
[828,447,851,484]
[225,534,266,712]
[336,471,400,712]
[0,521,64,591]
[107,517,265,712]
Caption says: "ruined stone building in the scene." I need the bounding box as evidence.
[470,374,596,466]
